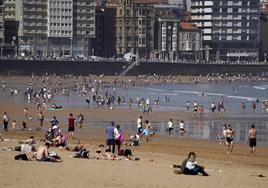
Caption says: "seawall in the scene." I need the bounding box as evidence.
[1,59,268,76]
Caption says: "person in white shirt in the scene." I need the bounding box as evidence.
[137,116,143,136]
[174,152,208,176]
[3,112,9,131]
[179,120,185,136]
[114,125,121,155]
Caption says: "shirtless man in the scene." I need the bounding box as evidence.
[36,142,50,161]
[225,125,235,154]
[248,125,257,156]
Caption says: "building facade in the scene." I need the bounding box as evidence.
[191,0,260,62]
[260,0,268,61]
[2,0,96,57]
[178,22,201,61]
[0,0,4,56]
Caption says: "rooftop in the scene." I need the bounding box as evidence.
[180,22,198,30]
[134,0,167,4]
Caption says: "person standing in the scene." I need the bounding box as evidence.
[3,112,9,131]
[179,120,185,136]
[106,121,115,153]
[38,111,44,127]
[142,120,152,144]
[68,113,76,139]
[167,118,174,136]
[137,116,143,136]
[252,101,256,112]
[248,125,257,156]
[225,125,235,154]
[77,113,84,130]
[186,101,190,112]
[114,124,122,155]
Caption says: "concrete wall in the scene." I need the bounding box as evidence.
[1,59,268,76]
[0,60,126,75]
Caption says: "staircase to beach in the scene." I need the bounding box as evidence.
[120,60,139,76]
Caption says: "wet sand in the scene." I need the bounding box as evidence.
[0,101,268,188]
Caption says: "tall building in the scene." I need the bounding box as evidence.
[0,0,4,56]
[260,0,268,61]
[19,0,48,56]
[191,0,260,62]
[92,3,116,57]
[115,0,163,59]
[11,0,96,57]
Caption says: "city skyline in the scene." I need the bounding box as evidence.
[0,0,267,62]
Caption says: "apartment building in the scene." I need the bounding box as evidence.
[178,22,201,61]
[73,0,95,56]
[191,0,260,61]
[260,0,268,61]
[153,2,189,61]
[19,0,48,56]
[115,0,162,59]
[0,0,4,56]
[3,0,96,57]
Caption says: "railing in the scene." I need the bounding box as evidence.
[120,60,140,76]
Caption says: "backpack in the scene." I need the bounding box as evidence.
[15,154,29,161]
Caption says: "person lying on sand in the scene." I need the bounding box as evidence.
[173,152,208,176]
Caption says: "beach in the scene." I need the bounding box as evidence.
[0,76,268,188]
[1,103,268,188]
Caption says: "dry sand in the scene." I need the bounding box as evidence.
[0,102,268,188]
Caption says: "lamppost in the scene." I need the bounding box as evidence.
[12,36,17,57]
[70,37,73,57]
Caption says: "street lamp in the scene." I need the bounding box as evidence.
[70,37,73,57]
[12,36,17,57]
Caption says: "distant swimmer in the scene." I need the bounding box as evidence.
[248,125,257,156]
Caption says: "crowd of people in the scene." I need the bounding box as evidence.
[0,74,263,178]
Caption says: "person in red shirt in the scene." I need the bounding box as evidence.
[68,113,76,139]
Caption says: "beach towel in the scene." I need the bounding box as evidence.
[47,108,63,111]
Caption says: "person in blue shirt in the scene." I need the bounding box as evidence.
[106,121,115,153]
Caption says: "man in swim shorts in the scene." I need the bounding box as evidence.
[225,125,235,154]
[248,124,257,156]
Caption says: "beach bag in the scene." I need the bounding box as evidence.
[15,154,29,161]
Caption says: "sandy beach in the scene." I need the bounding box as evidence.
[0,76,268,188]
[0,102,268,188]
